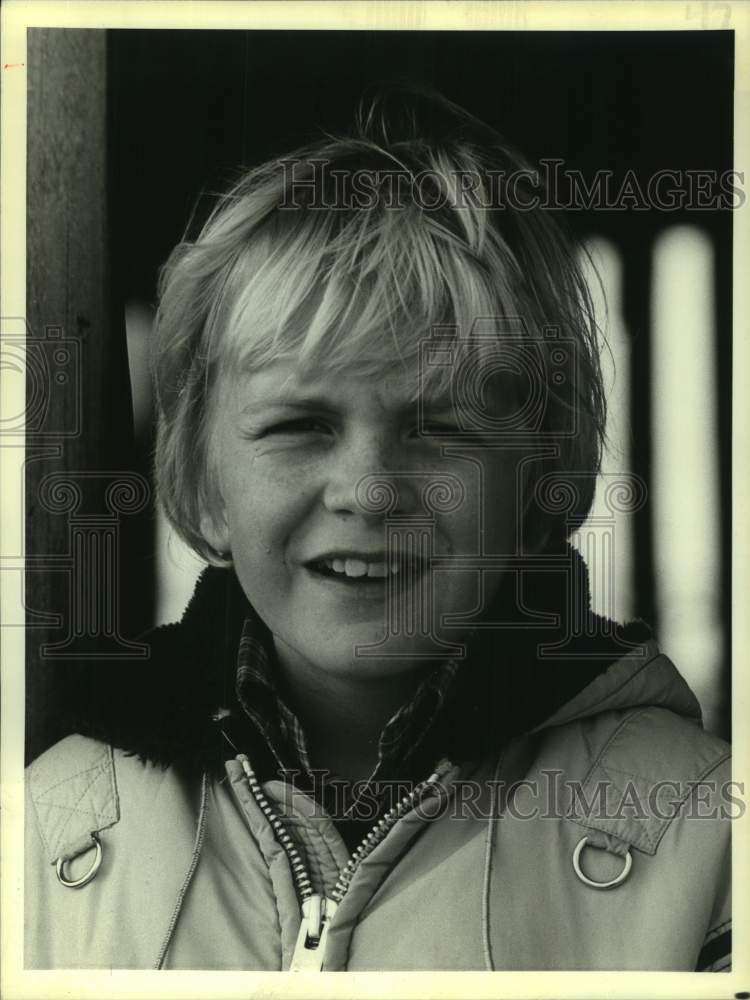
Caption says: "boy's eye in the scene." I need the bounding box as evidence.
[263,417,332,436]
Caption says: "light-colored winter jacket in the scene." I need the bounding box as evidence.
[25,639,732,971]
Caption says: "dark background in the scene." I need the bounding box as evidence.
[25,29,734,760]
[109,30,734,295]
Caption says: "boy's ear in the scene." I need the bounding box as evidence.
[200,508,230,557]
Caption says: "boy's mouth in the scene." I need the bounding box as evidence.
[305,552,428,584]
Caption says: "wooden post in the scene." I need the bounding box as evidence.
[25,29,138,762]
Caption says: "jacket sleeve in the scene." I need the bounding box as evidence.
[694,827,731,971]
[694,758,732,972]
[24,758,55,968]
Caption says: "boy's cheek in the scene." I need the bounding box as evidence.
[230,552,290,621]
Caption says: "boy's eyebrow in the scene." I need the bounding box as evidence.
[237,390,457,416]
[239,394,339,415]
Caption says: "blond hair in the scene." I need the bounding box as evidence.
[154,88,605,563]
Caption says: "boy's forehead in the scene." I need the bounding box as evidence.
[228,359,453,409]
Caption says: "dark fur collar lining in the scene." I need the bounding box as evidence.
[60,546,651,776]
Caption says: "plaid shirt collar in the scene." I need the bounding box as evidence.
[234,612,459,783]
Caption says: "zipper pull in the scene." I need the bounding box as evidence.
[290,894,338,971]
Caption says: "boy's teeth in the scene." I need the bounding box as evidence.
[344,558,368,577]
[316,556,425,579]
[319,557,395,578]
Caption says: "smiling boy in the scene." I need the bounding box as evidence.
[25,89,732,972]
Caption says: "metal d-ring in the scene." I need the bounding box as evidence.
[55,832,102,888]
[573,835,632,890]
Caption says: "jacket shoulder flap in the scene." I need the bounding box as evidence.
[541,707,731,856]
[27,734,120,864]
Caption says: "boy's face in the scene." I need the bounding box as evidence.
[204,360,520,682]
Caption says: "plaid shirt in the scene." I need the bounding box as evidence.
[233,611,459,790]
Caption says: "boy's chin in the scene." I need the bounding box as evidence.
[305,629,457,681]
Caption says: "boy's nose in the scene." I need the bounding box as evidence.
[321,435,420,518]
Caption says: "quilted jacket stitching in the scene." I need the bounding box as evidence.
[33,762,112,858]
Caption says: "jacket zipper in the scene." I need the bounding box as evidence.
[237,754,449,971]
